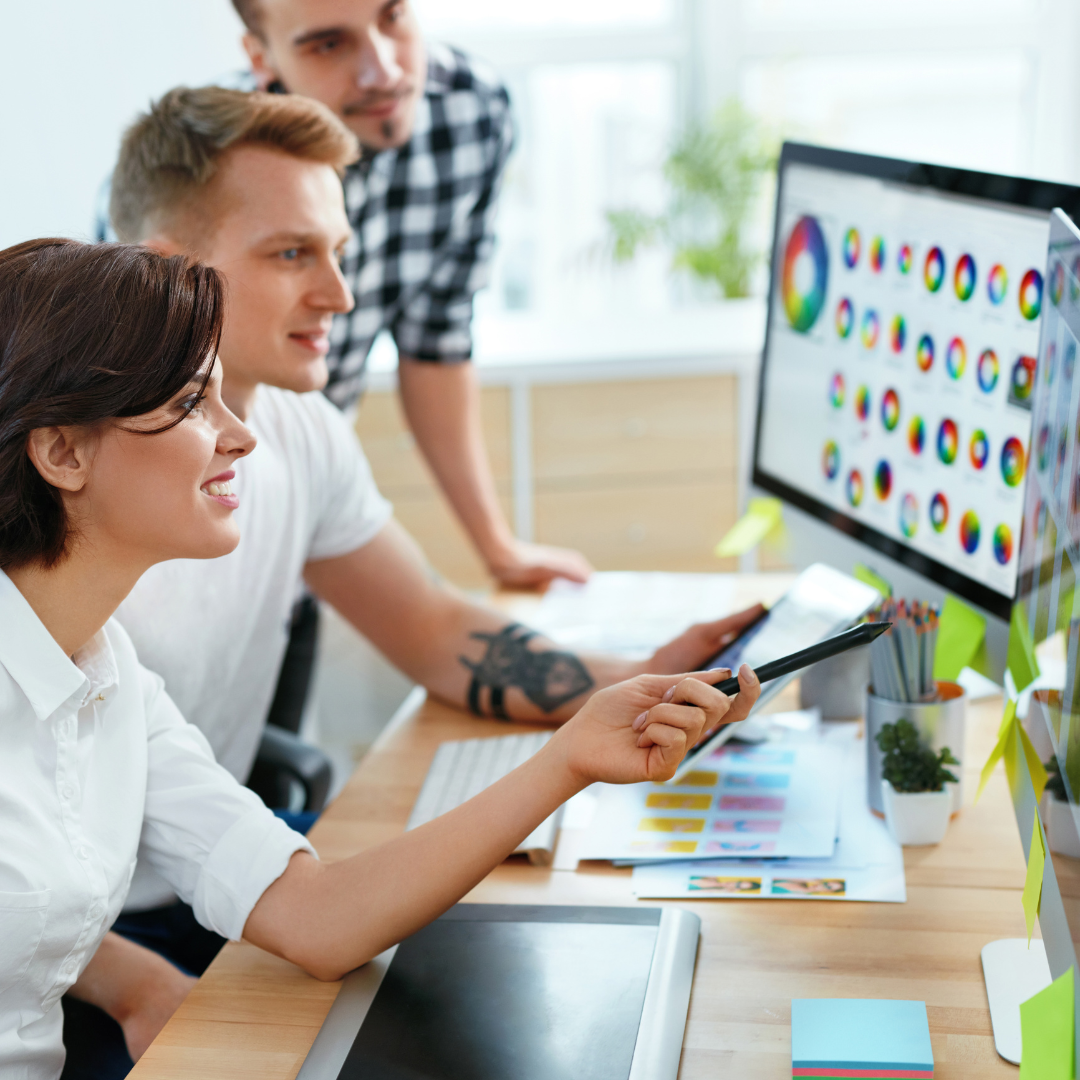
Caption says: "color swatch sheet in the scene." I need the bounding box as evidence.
[632,726,905,901]
[791,998,933,1078]
[758,163,1047,604]
[527,572,738,659]
[578,737,843,862]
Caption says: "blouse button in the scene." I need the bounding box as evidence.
[62,785,75,800]
[76,847,90,861]
[89,904,104,920]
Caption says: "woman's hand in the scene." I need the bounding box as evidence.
[546,664,760,786]
[645,604,767,675]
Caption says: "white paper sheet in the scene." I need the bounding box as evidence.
[529,572,739,658]
[631,732,905,901]
[577,739,844,862]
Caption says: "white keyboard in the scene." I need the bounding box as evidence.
[407,731,562,865]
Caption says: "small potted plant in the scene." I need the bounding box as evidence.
[1042,757,1080,858]
[876,719,959,845]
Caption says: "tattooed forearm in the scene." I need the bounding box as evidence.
[459,623,594,720]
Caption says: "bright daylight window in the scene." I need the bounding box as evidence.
[416,0,1080,332]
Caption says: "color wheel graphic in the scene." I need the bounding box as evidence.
[945,337,966,380]
[915,334,934,372]
[930,492,949,533]
[829,372,845,408]
[969,429,989,471]
[1051,260,1065,307]
[835,297,853,339]
[953,253,976,301]
[897,244,913,275]
[846,469,864,507]
[861,310,880,349]
[937,419,958,465]
[890,314,906,353]
[822,440,839,480]
[1037,425,1050,472]
[899,493,918,538]
[993,524,1013,566]
[1001,436,1026,487]
[908,416,925,455]
[870,236,885,273]
[1019,268,1043,321]
[960,511,981,555]
[874,460,892,500]
[924,246,945,292]
[987,263,1008,305]
[843,228,861,269]
[1010,356,1036,403]
[781,216,829,332]
[855,385,870,421]
[977,349,999,393]
[881,389,900,432]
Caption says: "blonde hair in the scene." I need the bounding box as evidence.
[110,86,358,243]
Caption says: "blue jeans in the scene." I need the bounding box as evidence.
[60,809,317,1079]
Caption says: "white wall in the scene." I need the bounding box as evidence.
[1,2,248,249]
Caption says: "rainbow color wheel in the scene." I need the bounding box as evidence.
[937,419,959,465]
[829,372,845,408]
[977,349,999,393]
[822,440,840,480]
[855,385,871,421]
[861,310,880,349]
[953,253,976,301]
[881,388,900,432]
[1036,426,1050,472]
[987,263,1008,305]
[835,297,854,339]
[1051,260,1065,307]
[843,228,861,269]
[1019,268,1043,320]
[870,236,886,273]
[915,334,934,372]
[960,511,981,555]
[1001,436,1026,486]
[924,246,945,292]
[930,492,949,533]
[1010,355,1037,402]
[874,460,892,500]
[945,336,967,380]
[897,244,913,275]
[846,469,864,507]
[908,416,925,455]
[993,524,1013,566]
[899,493,919,538]
[781,216,829,332]
[969,429,989,470]
[890,314,906,353]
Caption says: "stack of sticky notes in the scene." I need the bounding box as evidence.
[792,999,934,1078]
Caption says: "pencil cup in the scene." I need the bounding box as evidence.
[865,682,967,816]
[799,645,872,719]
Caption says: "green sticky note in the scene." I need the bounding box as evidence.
[853,563,892,597]
[715,497,783,558]
[1009,602,1042,693]
[1020,967,1076,1080]
[1022,809,1046,946]
[933,594,987,681]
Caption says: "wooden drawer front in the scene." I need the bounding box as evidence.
[356,387,512,494]
[390,493,514,590]
[534,480,739,573]
[532,375,737,484]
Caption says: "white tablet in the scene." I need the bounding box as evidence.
[669,563,881,783]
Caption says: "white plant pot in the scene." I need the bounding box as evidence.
[881,780,952,846]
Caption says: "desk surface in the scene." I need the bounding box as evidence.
[131,575,1027,1079]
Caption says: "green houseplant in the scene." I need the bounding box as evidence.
[606,99,777,299]
[876,719,959,845]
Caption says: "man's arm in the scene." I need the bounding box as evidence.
[66,932,195,1062]
[304,518,764,723]
[396,356,593,588]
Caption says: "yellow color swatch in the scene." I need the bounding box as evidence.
[645,793,712,811]
[679,771,719,787]
[1022,808,1046,946]
[630,840,698,854]
[638,817,706,834]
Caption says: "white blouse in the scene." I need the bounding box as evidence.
[0,570,315,1080]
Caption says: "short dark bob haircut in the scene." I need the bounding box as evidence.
[0,238,225,570]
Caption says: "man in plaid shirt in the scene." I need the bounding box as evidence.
[234,0,592,588]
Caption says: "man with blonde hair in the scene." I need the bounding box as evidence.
[61,85,762,1078]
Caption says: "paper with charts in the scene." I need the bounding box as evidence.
[631,732,905,902]
[577,741,843,863]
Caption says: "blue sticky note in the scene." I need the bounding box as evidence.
[791,999,934,1076]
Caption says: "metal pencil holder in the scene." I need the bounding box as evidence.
[865,681,967,815]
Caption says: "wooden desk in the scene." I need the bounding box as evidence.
[131,576,1028,1079]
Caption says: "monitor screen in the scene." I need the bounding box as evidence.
[753,143,1080,619]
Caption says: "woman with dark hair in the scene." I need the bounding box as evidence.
[0,239,757,1079]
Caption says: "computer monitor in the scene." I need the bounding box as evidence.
[753,143,1080,672]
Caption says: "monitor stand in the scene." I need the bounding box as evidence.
[981,938,1052,1063]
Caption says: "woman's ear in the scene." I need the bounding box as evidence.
[25,427,94,492]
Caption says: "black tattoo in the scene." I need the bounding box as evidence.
[459,623,594,720]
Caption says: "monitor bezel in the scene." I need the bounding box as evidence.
[752,141,1080,621]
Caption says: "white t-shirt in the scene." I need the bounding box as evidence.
[0,570,314,1080]
[116,386,391,909]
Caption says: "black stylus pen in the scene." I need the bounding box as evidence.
[708,621,891,695]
